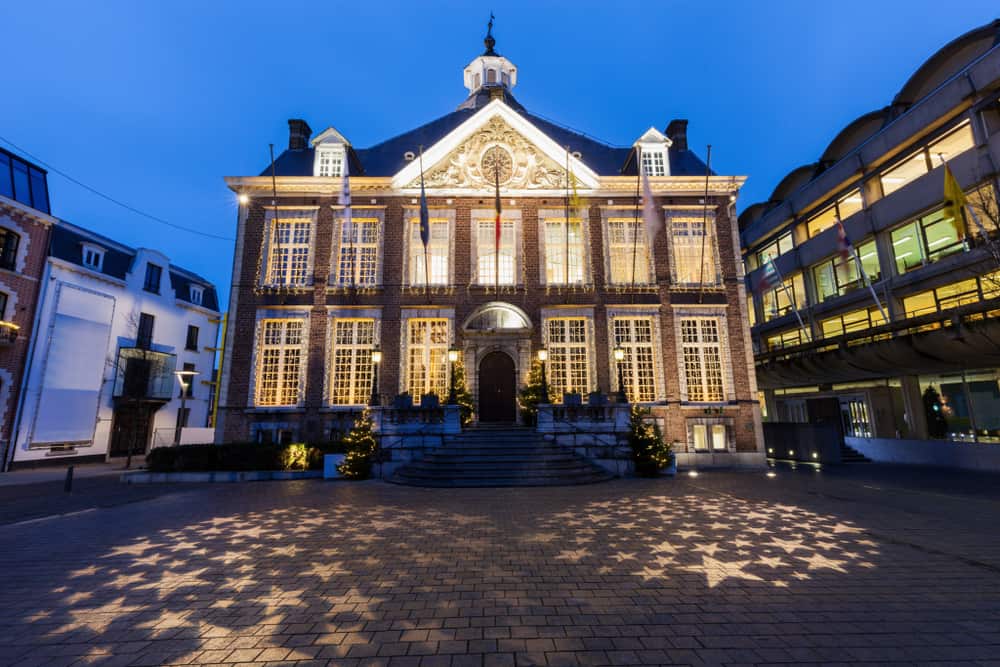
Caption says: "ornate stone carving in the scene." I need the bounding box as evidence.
[411,117,566,190]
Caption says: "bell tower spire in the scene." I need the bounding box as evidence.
[462,13,518,100]
[483,12,497,56]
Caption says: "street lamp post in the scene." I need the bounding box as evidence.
[369,348,382,406]
[447,349,460,404]
[613,346,627,403]
[174,369,200,446]
[537,349,549,404]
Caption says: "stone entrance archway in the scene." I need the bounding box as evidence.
[478,351,517,422]
[461,302,533,424]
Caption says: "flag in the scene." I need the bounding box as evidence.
[942,164,967,238]
[641,161,662,246]
[338,155,352,241]
[494,165,502,252]
[756,257,781,293]
[835,217,853,263]
[418,159,430,248]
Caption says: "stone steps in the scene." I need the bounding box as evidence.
[389,427,614,488]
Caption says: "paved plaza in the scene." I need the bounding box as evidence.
[1,466,999,666]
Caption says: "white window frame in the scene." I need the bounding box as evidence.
[328,317,378,406]
[641,149,666,176]
[252,315,308,407]
[401,314,452,404]
[687,418,734,453]
[542,312,595,400]
[403,208,454,287]
[81,243,105,272]
[471,209,521,287]
[261,208,317,288]
[601,209,654,286]
[608,311,664,403]
[189,285,204,306]
[666,210,721,287]
[332,208,383,288]
[538,209,589,286]
[674,310,734,404]
[314,146,344,178]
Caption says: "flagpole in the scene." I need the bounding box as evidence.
[630,146,641,294]
[697,145,713,303]
[769,259,809,340]
[419,147,430,297]
[494,162,501,296]
[839,219,889,324]
[564,146,570,287]
[269,144,280,285]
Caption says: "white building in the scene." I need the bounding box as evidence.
[5,220,220,468]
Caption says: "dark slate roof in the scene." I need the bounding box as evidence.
[261,101,714,178]
[49,221,220,311]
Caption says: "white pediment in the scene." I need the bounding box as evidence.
[311,126,350,147]
[634,126,672,147]
[392,100,600,192]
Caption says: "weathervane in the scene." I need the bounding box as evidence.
[484,11,497,55]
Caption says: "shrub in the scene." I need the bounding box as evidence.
[278,443,309,471]
[145,441,326,473]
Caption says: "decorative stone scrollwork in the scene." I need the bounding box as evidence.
[412,117,566,190]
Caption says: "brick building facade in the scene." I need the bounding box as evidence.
[0,148,53,469]
[219,32,764,466]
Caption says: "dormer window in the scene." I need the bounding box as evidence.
[190,284,204,306]
[143,263,162,294]
[315,147,343,177]
[641,149,666,177]
[82,244,105,271]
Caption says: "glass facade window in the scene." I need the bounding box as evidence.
[543,217,585,285]
[820,306,886,338]
[0,150,49,213]
[546,317,591,399]
[805,189,864,238]
[919,370,1000,443]
[408,217,449,286]
[405,318,449,403]
[812,239,880,302]
[902,278,980,318]
[762,273,806,322]
[330,319,376,405]
[607,219,650,285]
[611,316,657,403]
[752,230,793,270]
[891,206,964,274]
[255,319,304,407]
[880,122,975,196]
[766,328,808,351]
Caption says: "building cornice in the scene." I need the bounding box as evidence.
[0,195,57,227]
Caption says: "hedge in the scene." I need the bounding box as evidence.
[145,441,347,473]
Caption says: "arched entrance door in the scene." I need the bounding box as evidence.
[478,351,516,423]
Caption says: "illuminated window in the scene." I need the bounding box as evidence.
[669,213,718,285]
[611,316,657,402]
[880,122,974,196]
[812,239,880,302]
[330,319,376,405]
[752,230,794,270]
[315,149,343,178]
[543,216,586,285]
[902,279,980,318]
[255,319,304,406]
[805,189,864,237]
[409,216,450,286]
[691,423,728,451]
[820,306,886,338]
[762,273,806,322]
[335,217,379,287]
[641,150,666,176]
[767,328,808,351]
[891,207,964,275]
[405,319,449,403]
[681,318,725,402]
[546,318,591,399]
[476,218,516,285]
[266,218,312,286]
[607,218,650,285]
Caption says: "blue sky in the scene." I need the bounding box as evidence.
[2,1,997,303]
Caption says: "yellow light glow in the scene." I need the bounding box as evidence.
[238,194,250,205]
[537,349,548,362]
[371,350,382,364]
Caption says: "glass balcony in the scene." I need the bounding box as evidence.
[112,347,177,401]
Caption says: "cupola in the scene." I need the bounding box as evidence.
[462,15,518,95]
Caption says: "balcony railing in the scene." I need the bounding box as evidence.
[112,347,177,401]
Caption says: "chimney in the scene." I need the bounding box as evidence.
[288,119,312,151]
[665,119,688,152]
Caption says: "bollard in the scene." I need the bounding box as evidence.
[64,465,74,493]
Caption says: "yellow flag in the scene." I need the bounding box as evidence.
[942,164,967,237]
[569,168,582,212]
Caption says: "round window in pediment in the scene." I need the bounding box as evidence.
[480,145,513,185]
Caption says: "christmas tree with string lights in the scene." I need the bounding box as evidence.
[628,405,673,477]
[452,360,475,427]
[336,409,378,480]
[517,358,547,425]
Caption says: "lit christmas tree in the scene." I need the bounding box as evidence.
[337,409,378,480]
[517,358,547,425]
[628,405,673,477]
[451,360,475,427]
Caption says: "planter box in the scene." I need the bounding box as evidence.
[323,454,347,479]
[121,470,322,484]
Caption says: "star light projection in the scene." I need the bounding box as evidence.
[5,486,880,663]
